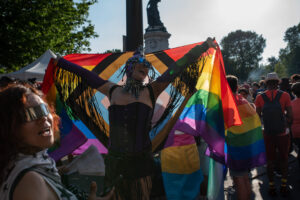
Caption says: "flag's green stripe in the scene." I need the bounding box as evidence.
[226,127,263,147]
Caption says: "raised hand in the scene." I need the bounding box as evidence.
[88,182,115,200]
[206,37,217,49]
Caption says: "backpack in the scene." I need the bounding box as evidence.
[261,90,286,135]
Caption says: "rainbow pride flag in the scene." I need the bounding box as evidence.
[43,41,241,160]
[42,42,244,199]
[161,131,203,200]
[225,94,266,170]
[161,48,242,157]
[42,55,110,160]
[159,48,242,199]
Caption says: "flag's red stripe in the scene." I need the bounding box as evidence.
[64,53,112,66]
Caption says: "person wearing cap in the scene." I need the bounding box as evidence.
[255,72,293,197]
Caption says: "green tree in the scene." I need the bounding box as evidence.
[220,30,266,81]
[279,22,300,75]
[104,49,122,53]
[274,62,287,78]
[266,56,279,72]
[0,0,98,73]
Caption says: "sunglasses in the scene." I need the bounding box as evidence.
[23,103,50,122]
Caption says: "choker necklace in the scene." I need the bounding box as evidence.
[123,78,146,99]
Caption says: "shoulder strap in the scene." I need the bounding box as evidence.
[109,85,120,101]
[261,92,270,103]
[274,90,283,102]
[147,85,156,108]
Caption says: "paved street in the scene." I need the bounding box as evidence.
[225,151,300,200]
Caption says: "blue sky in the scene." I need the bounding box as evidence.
[85,0,300,64]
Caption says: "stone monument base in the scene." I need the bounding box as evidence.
[144,30,171,53]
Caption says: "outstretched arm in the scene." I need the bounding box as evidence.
[150,37,217,99]
[54,57,115,97]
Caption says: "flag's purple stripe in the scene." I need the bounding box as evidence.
[206,147,227,165]
[169,118,225,156]
[179,104,224,136]
[227,152,267,171]
[162,170,203,200]
[73,138,108,155]
[49,125,87,161]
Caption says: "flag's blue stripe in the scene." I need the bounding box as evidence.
[162,170,203,200]
[227,139,265,160]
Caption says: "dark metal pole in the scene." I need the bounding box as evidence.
[126,0,143,51]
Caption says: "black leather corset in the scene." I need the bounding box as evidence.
[108,102,153,153]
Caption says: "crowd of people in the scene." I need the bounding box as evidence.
[0,44,300,200]
[227,72,300,198]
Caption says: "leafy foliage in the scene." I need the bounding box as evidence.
[0,0,98,73]
[104,49,122,53]
[278,22,300,75]
[220,30,266,81]
[274,62,288,78]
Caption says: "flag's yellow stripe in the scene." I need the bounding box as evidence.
[161,143,200,174]
[99,52,134,79]
[228,114,261,135]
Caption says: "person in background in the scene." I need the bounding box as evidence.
[226,75,252,200]
[259,80,266,91]
[0,76,15,89]
[0,83,112,200]
[238,87,255,109]
[280,77,294,100]
[239,87,249,99]
[251,82,260,100]
[291,74,300,84]
[291,82,300,167]
[255,72,293,197]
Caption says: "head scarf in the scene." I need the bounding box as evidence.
[120,47,156,82]
[120,47,156,98]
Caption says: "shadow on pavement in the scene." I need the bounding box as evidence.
[225,151,300,200]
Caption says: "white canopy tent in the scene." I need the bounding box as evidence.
[1,50,56,82]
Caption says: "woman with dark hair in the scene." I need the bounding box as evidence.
[0,83,111,200]
[53,38,217,199]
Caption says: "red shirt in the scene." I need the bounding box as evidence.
[255,89,292,135]
[255,89,291,112]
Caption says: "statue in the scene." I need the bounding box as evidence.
[144,0,170,53]
[146,0,166,32]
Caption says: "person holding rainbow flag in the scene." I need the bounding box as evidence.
[52,37,217,199]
